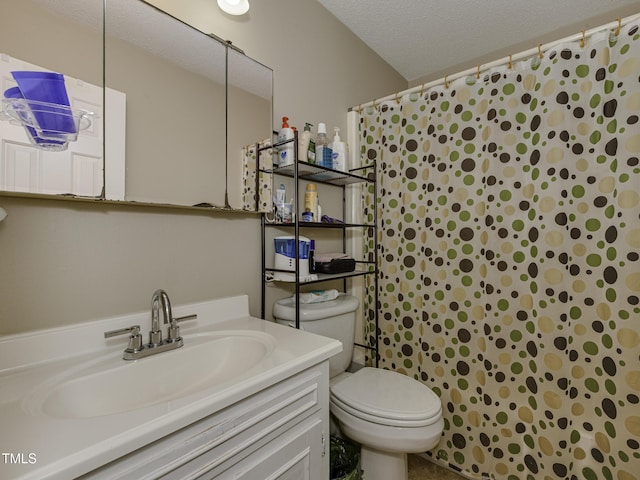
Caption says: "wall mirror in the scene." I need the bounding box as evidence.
[226,47,274,210]
[0,0,105,198]
[0,0,273,211]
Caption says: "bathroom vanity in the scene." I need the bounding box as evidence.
[0,295,341,479]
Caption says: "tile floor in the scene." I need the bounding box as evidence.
[408,454,467,480]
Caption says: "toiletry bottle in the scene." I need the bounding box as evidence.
[309,239,316,273]
[307,131,316,164]
[315,123,332,168]
[275,184,286,222]
[277,116,295,167]
[302,210,314,222]
[299,123,313,164]
[276,183,286,205]
[330,127,347,171]
[304,183,318,221]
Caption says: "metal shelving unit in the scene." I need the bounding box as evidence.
[258,131,379,366]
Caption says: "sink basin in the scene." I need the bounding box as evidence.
[30,331,275,418]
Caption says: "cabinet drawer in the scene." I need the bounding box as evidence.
[81,364,329,480]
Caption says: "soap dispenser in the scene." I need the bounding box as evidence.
[330,127,347,171]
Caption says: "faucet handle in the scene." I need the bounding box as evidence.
[104,325,141,338]
[174,314,198,323]
[104,325,144,355]
[166,314,197,343]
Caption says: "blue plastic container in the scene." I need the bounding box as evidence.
[11,71,76,137]
[274,236,310,259]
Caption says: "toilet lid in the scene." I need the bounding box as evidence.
[330,368,442,427]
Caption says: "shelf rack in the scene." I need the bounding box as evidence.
[258,131,379,366]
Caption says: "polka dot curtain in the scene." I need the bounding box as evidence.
[359,22,640,480]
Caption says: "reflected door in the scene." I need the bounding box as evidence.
[0,54,104,197]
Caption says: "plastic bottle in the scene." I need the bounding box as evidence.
[275,184,291,223]
[275,183,286,205]
[277,116,295,167]
[304,183,318,221]
[315,123,332,168]
[299,123,314,164]
[308,239,316,273]
[307,133,316,164]
[330,127,347,171]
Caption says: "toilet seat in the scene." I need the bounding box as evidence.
[330,367,442,428]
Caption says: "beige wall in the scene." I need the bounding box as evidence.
[0,0,406,335]
[150,0,406,133]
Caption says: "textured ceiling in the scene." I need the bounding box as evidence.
[317,0,640,83]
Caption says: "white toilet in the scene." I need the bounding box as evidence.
[274,294,444,480]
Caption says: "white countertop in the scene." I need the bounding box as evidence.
[0,295,342,480]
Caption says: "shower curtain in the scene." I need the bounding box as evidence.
[359,21,640,480]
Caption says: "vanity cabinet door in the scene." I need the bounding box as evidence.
[198,417,324,480]
[78,363,330,480]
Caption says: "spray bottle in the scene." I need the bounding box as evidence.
[304,183,318,222]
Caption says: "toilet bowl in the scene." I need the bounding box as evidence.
[330,367,443,480]
[273,294,444,480]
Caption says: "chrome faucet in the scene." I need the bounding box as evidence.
[104,290,197,360]
[150,289,172,346]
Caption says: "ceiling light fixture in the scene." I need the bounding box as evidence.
[217,0,249,16]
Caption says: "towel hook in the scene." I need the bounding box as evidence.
[477,64,481,79]
[538,44,544,59]
[508,54,513,70]
[444,75,449,89]
[615,18,622,36]
[580,30,586,48]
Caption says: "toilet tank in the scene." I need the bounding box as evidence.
[273,294,359,377]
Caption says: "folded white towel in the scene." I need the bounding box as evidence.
[293,289,340,304]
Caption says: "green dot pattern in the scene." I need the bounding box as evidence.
[242,141,273,212]
[359,24,640,480]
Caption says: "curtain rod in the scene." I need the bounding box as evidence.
[351,12,640,112]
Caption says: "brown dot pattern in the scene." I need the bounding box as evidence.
[243,141,272,212]
[360,24,640,480]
